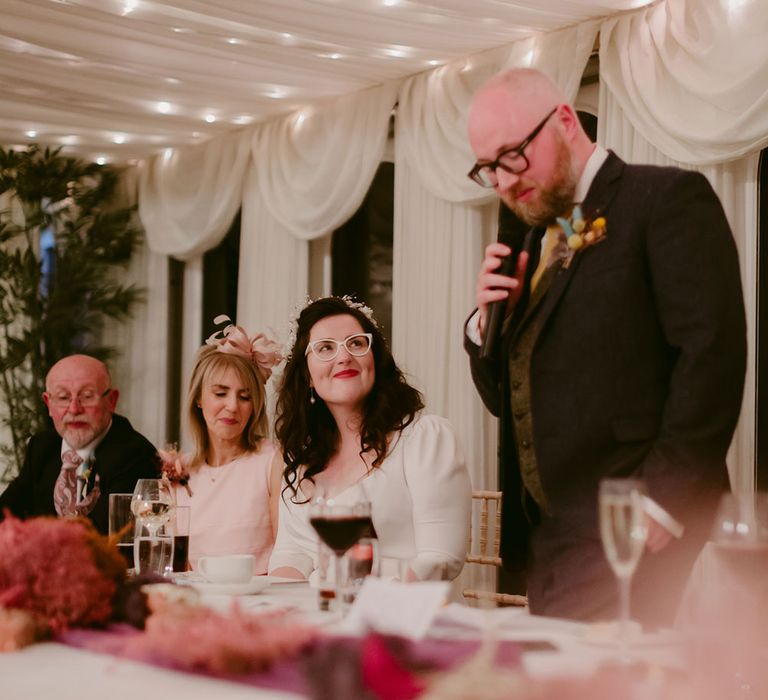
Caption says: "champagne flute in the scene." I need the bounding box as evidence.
[131,478,175,537]
[599,477,648,651]
[309,482,373,611]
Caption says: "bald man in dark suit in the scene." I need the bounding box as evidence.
[463,69,746,626]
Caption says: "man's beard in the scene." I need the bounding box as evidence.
[503,137,578,227]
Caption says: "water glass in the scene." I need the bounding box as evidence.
[108,492,135,571]
[133,522,174,577]
[342,536,380,605]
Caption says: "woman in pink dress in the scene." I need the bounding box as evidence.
[173,316,283,574]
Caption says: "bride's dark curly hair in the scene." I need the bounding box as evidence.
[276,297,423,502]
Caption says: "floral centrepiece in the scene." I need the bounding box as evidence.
[158,445,193,497]
[0,514,125,641]
[555,205,607,269]
[126,592,317,675]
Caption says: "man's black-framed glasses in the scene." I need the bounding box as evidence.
[467,107,558,188]
[305,333,373,361]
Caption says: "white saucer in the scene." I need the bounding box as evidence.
[176,575,271,596]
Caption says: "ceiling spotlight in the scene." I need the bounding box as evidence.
[427,59,441,66]
[121,1,138,16]
[383,0,401,6]
[96,156,107,165]
[281,32,293,40]
[204,114,216,123]
[227,37,240,45]
[25,130,37,138]
[113,134,126,144]
[384,46,410,58]
[156,101,172,114]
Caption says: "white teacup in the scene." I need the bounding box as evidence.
[198,554,255,584]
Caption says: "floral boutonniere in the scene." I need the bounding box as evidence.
[158,446,193,497]
[80,456,95,486]
[556,205,607,269]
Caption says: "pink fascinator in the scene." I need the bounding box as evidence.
[205,315,283,382]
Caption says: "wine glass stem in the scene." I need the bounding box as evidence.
[618,573,631,652]
[333,554,344,612]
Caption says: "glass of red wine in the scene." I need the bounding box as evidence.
[309,483,373,611]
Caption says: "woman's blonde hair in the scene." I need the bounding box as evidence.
[186,345,268,466]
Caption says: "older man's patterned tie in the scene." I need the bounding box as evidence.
[53,450,100,517]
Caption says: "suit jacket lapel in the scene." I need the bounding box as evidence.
[524,151,626,337]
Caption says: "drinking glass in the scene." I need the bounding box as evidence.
[599,477,648,650]
[108,492,136,571]
[131,478,175,538]
[166,505,191,572]
[343,536,380,605]
[309,483,373,611]
[133,522,174,577]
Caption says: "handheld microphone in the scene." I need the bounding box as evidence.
[480,203,530,359]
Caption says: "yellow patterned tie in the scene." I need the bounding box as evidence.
[530,224,566,292]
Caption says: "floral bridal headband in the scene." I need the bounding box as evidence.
[205,314,283,382]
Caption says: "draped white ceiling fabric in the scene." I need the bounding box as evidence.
[601,0,768,165]
[237,80,399,334]
[0,0,649,165]
[137,129,251,260]
[251,81,400,240]
[598,0,764,492]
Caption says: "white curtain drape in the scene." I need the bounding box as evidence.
[237,82,400,340]
[600,0,768,166]
[393,22,600,494]
[600,0,764,494]
[137,130,251,260]
[102,168,170,450]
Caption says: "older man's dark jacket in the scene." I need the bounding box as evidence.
[0,414,158,534]
[465,152,746,624]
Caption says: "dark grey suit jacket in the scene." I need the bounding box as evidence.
[0,414,159,534]
[465,152,746,624]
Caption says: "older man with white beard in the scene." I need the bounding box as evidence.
[0,354,158,533]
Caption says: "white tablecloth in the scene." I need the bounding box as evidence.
[0,580,684,699]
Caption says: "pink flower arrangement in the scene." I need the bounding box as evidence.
[0,514,125,638]
[158,445,193,497]
[127,594,317,675]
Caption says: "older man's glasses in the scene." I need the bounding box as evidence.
[305,333,373,361]
[48,388,111,408]
[467,107,558,188]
